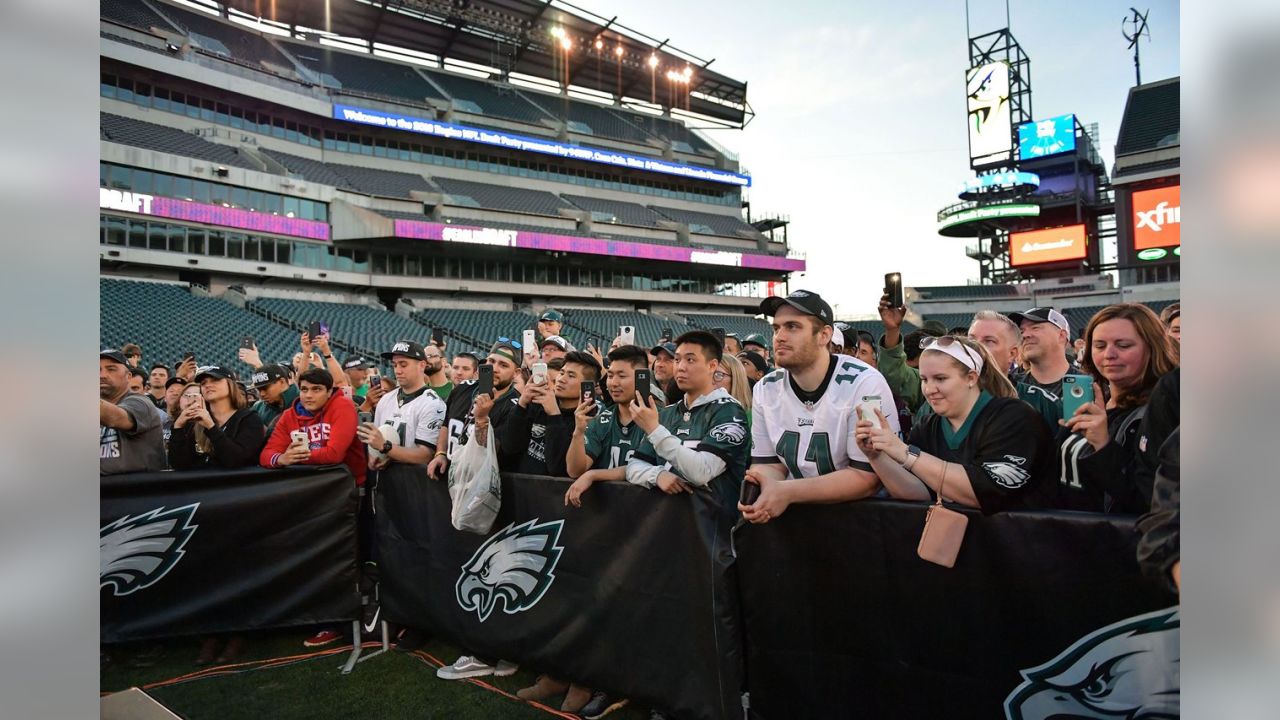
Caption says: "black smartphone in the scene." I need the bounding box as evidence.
[885,272,904,308]
[634,368,651,403]
[358,411,373,425]
[308,321,328,339]
[183,351,195,364]
[660,327,673,343]
[711,327,726,345]
[580,382,597,416]
[240,336,255,350]
[476,364,494,396]
[740,479,761,506]
[431,327,444,345]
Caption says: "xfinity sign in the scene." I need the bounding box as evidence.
[1132,185,1181,251]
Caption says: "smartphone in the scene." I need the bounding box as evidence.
[884,272,904,308]
[740,479,761,506]
[634,368,651,403]
[183,351,195,365]
[308,321,328,339]
[431,327,444,345]
[660,327,673,343]
[580,382,597,416]
[1061,374,1095,418]
[290,429,308,446]
[619,325,635,346]
[531,361,548,385]
[359,411,373,424]
[476,363,494,396]
[240,336,255,350]
[522,329,537,352]
[711,327,726,345]
[856,397,882,423]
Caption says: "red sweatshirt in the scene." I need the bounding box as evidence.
[260,391,366,486]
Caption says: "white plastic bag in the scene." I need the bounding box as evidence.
[448,422,502,534]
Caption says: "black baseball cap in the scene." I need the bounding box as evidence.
[164,376,189,389]
[650,341,677,358]
[342,356,374,370]
[193,365,237,383]
[759,289,834,326]
[489,337,524,366]
[100,348,130,366]
[381,340,426,361]
[1007,307,1070,334]
[737,351,768,374]
[250,364,290,388]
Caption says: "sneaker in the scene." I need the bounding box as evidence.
[394,627,429,651]
[436,655,497,680]
[517,675,569,701]
[561,684,591,714]
[581,692,628,719]
[304,629,342,648]
[493,659,519,677]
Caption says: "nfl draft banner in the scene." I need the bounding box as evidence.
[375,467,743,720]
[735,501,1179,720]
[101,466,361,643]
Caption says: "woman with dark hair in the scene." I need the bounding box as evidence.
[169,366,266,470]
[856,335,1054,513]
[1059,303,1179,513]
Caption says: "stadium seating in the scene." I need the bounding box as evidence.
[682,314,771,346]
[425,72,551,126]
[561,194,666,228]
[102,0,172,33]
[649,205,760,238]
[100,278,298,370]
[101,112,259,170]
[155,1,293,72]
[282,40,445,104]
[552,100,655,145]
[433,177,575,217]
[912,284,1022,300]
[259,149,433,198]
[259,148,354,190]
[613,109,715,155]
[246,297,436,361]
[412,308,538,358]
[919,313,976,332]
[560,310,691,350]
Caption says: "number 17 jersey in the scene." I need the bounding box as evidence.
[750,354,901,478]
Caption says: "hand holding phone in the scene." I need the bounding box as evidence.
[475,364,494,397]
[740,478,762,507]
[531,362,549,386]
[619,325,635,347]
[633,368,651,403]
[884,272,904,309]
[1061,374,1096,418]
[579,383,597,417]
[308,321,328,340]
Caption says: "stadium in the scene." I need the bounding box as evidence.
[100,1,1181,718]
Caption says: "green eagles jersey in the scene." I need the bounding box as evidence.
[634,392,749,509]
[583,406,641,470]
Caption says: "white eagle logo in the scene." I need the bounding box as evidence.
[983,455,1031,488]
[709,422,747,445]
[100,503,199,597]
[456,519,564,622]
[1005,607,1180,719]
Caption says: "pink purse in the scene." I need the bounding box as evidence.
[917,463,968,568]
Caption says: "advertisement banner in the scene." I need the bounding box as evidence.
[101,466,360,643]
[1132,185,1181,250]
[99,188,331,241]
[967,62,1013,167]
[735,501,1178,719]
[1009,224,1088,266]
[374,468,744,720]
[1018,114,1077,160]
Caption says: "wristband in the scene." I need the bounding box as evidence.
[903,445,921,471]
[382,440,393,454]
[323,354,333,360]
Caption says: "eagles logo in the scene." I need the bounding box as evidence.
[456,519,565,622]
[709,422,747,445]
[983,454,1031,489]
[100,503,200,597]
[1004,607,1180,719]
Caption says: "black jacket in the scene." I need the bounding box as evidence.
[169,407,267,470]
[1136,428,1179,593]
[497,400,575,477]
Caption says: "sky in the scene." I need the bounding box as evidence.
[572,0,1180,318]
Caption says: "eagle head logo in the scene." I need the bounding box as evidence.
[709,422,747,445]
[100,503,200,597]
[456,519,564,622]
[1004,607,1179,719]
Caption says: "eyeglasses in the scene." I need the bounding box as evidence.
[712,371,730,381]
[495,337,523,349]
[919,335,979,369]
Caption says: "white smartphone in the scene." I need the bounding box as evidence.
[290,429,308,446]
[619,325,635,346]
[522,329,536,353]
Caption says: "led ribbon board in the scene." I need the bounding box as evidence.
[393,219,804,272]
[1018,114,1077,160]
[937,203,1040,232]
[959,171,1040,196]
[333,104,752,188]
[100,189,331,241]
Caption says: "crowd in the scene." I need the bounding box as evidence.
[100,290,1181,718]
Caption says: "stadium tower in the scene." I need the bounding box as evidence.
[100,0,800,364]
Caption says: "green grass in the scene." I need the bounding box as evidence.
[102,628,651,719]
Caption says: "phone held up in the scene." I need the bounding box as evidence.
[580,382,597,416]
[240,336,255,350]
[884,272,904,309]
[531,362,549,386]
[1061,374,1096,418]
[308,321,329,340]
[475,364,494,397]
[619,325,635,347]
[633,368,651,405]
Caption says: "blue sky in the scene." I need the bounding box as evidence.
[575,0,1180,317]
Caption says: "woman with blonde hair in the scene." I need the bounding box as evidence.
[855,335,1054,513]
[713,353,753,422]
[169,365,266,470]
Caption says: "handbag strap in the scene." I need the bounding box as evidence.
[935,461,949,506]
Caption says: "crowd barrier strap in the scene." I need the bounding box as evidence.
[100,465,361,644]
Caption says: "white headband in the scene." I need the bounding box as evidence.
[924,340,984,374]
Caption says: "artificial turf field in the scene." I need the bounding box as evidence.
[101,628,652,719]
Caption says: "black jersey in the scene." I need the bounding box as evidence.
[907,393,1054,514]
[444,379,479,457]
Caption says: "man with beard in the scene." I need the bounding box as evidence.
[100,349,164,474]
[423,343,453,400]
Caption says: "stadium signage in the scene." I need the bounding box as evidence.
[99,188,331,241]
[959,171,1040,195]
[394,218,804,272]
[937,202,1040,232]
[332,103,751,188]
[1009,224,1088,266]
[966,62,1013,168]
[1018,114,1077,160]
[1132,185,1181,250]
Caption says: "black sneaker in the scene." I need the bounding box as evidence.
[581,692,627,719]
[394,627,429,651]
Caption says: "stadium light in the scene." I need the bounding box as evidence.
[615,45,623,57]
[648,54,658,68]
[595,39,603,50]
[560,36,572,50]
[550,26,565,39]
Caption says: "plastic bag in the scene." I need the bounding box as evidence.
[448,423,502,534]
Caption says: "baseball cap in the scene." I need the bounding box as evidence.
[738,351,768,374]
[921,320,948,337]
[539,309,564,323]
[381,340,426,361]
[759,289,834,326]
[100,348,130,366]
[250,364,290,388]
[342,356,373,370]
[742,333,767,349]
[164,376,189,389]
[193,365,237,383]
[832,327,846,347]
[1008,307,1070,335]
[489,337,524,366]
[541,335,574,352]
[650,341,677,358]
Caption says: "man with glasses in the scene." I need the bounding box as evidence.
[423,344,452,401]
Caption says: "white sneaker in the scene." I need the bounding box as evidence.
[436,655,496,680]
[493,659,518,677]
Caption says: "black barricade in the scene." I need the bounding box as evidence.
[375,466,744,720]
[735,500,1179,719]
[101,465,360,643]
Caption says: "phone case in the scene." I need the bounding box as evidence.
[917,503,968,568]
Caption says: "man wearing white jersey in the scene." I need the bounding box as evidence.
[739,290,901,524]
[357,340,446,468]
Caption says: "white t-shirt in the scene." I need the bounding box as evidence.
[750,353,900,478]
[373,385,446,456]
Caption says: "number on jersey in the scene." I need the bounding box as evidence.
[775,430,835,478]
